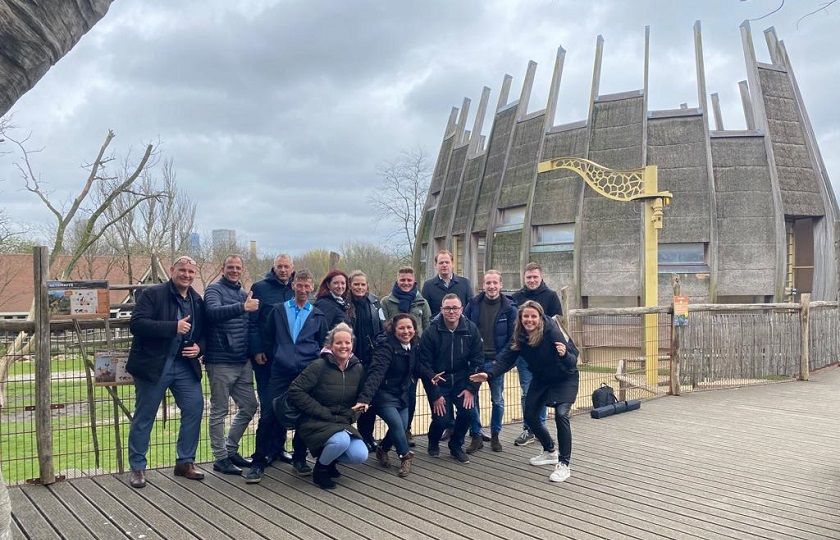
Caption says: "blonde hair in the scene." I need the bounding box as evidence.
[511,300,545,350]
[326,322,355,347]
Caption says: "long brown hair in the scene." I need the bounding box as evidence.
[511,300,545,351]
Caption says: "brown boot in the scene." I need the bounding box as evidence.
[129,469,145,488]
[466,434,484,454]
[398,451,414,477]
[491,432,503,452]
[174,462,204,480]
[376,446,390,467]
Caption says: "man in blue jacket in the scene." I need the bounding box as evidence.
[244,269,328,483]
[248,253,295,464]
[204,254,260,475]
[418,293,484,464]
[126,255,206,489]
[463,270,517,453]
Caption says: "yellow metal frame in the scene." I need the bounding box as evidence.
[538,157,673,387]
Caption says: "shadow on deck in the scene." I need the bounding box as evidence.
[9,367,840,539]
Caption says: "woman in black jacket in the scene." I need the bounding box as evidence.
[314,270,352,329]
[470,300,579,483]
[288,323,371,489]
[348,270,383,451]
[359,313,435,477]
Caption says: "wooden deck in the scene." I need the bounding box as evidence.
[9,367,840,539]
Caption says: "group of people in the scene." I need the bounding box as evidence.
[124,249,579,490]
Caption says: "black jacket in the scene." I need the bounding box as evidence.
[421,274,473,317]
[362,333,434,409]
[351,293,383,364]
[490,315,579,403]
[248,269,295,356]
[204,277,249,364]
[463,292,517,361]
[512,281,563,317]
[127,280,206,383]
[314,294,352,330]
[288,352,368,457]
[417,315,484,401]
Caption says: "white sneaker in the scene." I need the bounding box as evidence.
[549,462,571,482]
[529,450,558,466]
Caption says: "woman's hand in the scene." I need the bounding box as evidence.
[352,402,369,412]
[555,342,567,356]
[430,371,446,385]
[469,372,488,383]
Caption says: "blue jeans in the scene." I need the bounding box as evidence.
[128,355,204,470]
[517,357,546,429]
[470,375,504,435]
[318,431,368,465]
[377,405,410,457]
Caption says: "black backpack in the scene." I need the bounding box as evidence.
[592,383,617,409]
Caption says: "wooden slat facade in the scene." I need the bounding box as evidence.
[9,367,840,539]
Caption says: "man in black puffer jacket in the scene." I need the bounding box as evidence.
[418,293,484,464]
[247,253,296,463]
[204,255,260,475]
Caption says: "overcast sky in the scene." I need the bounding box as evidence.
[1,0,838,256]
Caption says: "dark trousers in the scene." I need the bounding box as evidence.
[252,360,284,459]
[406,378,418,432]
[357,408,377,444]
[427,386,472,454]
[251,371,306,465]
[524,379,572,465]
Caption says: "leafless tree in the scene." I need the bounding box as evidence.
[340,241,401,297]
[368,148,431,259]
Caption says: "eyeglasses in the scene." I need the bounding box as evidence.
[441,306,462,312]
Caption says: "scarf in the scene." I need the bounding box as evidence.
[391,282,417,314]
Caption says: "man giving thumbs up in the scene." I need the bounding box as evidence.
[126,255,206,488]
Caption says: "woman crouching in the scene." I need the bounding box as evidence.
[288,322,371,489]
[470,300,579,482]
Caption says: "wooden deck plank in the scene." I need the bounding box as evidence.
[47,482,127,539]
[143,470,264,540]
[71,478,163,540]
[7,488,59,540]
[92,475,197,540]
[8,367,840,540]
[18,484,94,540]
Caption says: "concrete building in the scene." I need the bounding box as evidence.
[211,229,236,250]
[413,22,839,306]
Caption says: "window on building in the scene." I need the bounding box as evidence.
[532,223,574,252]
[658,243,707,272]
[495,206,526,232]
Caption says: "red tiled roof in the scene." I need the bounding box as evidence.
[0,253,253,313]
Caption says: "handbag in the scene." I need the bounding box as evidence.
[272,390,301,429]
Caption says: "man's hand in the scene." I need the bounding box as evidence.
[244,291,260,312]
[177,315,191,335]
[555,342,567,356]
[430,371,446,385]
[253,352,267,365]
[352,403,369,412]
[181,343,200,358]
[432,397,446,416]
[469,372,488,383]
[459,389,474,409]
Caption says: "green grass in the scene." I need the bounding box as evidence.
[578,365,616,374]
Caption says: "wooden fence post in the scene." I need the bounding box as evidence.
[670,274,682,396]
[799,293,811,381]
[33,246,55,484]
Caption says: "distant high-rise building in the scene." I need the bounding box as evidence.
[212,229,236,249]
[188,232,201,252]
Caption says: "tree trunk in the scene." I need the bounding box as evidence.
[0,0,114,117]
